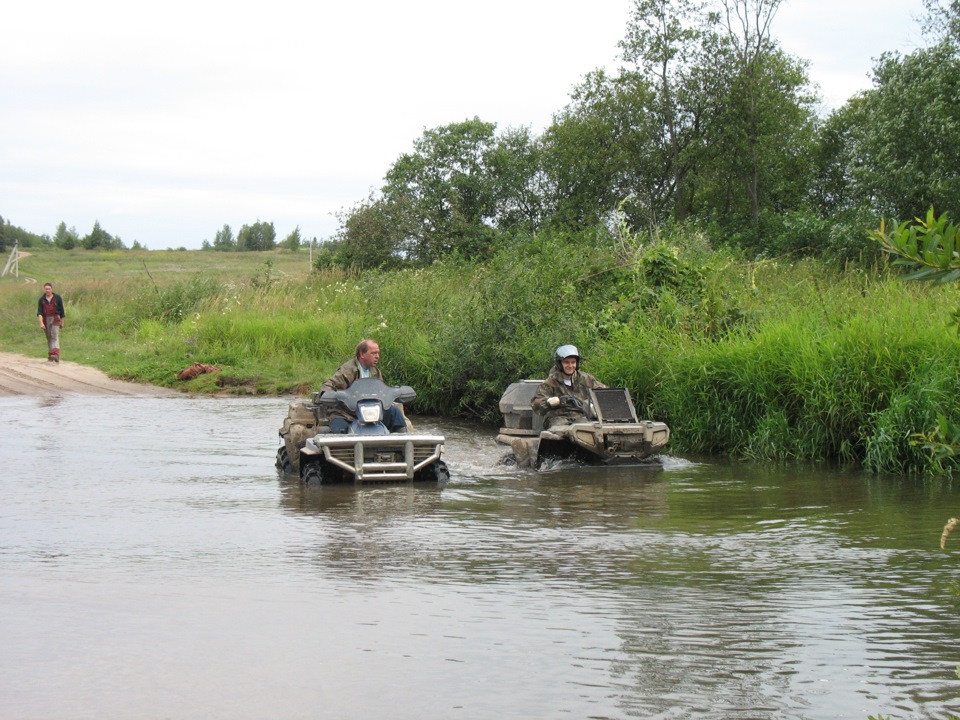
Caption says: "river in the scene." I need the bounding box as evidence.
[1,394,958,719]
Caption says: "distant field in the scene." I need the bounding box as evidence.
[8,246,315,285]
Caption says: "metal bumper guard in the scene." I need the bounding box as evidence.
[318,434,445,481]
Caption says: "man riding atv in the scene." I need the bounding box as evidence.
[531,345,606,428]
[495,344,669,468]
[321,339,408,433]
[276,338,448,484]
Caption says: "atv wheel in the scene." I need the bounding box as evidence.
[416,459,450,484]
[302,461,325,485]
[275,446,294,474]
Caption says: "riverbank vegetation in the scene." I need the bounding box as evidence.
[3,230,959,477]
[3,1,960,478]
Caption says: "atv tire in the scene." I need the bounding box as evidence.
[416,459,450,484]
[275,446,295,475]
[302,461,325,486]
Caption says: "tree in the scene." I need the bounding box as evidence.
[382,118,500,263]
[618,0,718,223]
[81,220,112,250]
[544,0,815,240]
[544,69,662,230]
[331,194,409,269]
[281,226,302,251]
[212,224,236,251]
[923,0,960,44]
[851,42,960,221]
[54,222,79,250]
[237,220,276,251]
[486,126,549,232]
[699,0,818,238]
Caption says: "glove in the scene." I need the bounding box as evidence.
[546,396,560,408]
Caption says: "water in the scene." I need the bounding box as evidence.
[1,394,958,719]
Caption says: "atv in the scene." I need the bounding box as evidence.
[276,378,449,484]
[495,380,670,468]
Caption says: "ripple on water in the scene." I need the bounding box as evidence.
[2,395,959,720]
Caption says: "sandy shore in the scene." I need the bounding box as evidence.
[0,351,177,397]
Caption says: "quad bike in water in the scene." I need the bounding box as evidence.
[495,380,670,469]
[276,378,449,484]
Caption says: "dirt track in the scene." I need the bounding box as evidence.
[0,352,177,397]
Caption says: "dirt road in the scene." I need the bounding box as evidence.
[0,352,177,397]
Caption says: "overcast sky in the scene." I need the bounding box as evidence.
[1,0,928,250]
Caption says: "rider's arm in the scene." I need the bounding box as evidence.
[531,381,559,414]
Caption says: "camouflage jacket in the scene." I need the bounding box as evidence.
[531,367,606,428]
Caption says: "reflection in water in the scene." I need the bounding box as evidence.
[0,395,958,720]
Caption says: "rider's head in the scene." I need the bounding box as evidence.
[356,339,381,369]
[555,344,580,377]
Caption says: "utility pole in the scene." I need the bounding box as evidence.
[1,240,18,278]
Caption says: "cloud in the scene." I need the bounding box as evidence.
[0,0,933,248]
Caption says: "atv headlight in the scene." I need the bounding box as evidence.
[358,403,383,424]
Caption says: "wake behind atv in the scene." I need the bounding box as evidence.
[276,378,449,484]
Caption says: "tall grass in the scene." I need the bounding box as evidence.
[2,238,959,474]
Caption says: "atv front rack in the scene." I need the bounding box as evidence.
[306,433,445,482]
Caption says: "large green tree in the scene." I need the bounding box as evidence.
[854,42,960,221]
[814,2,960,225]
[618,0,718,223]
[81,220,122,250]
[545,0,815,240]
[381,117,499,263]
[544,69,668,230]
[331,194,412,269]
[237,220,276,251]
[687,0,817,241]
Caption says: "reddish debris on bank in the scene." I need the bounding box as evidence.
[177,362,222,381]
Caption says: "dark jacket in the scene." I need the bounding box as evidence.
[38,293,65,323]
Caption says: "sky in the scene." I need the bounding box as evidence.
[1,0,929,250]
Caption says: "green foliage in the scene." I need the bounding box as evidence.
[6,218,960,476]
[870,209,960,282]
[133,273,225,324]
[381,117,502,263]
[81,220,124,250]
[0,216,50,251]
[281,226,302,252]
[826,41,960,222]
[212,224,236,251]
[249,258,281,290]
[53,222,79,250]
[237,220,276,251]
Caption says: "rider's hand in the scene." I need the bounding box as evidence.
[546,396,560,408]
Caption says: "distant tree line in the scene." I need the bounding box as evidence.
[312,0,960,270]
[200,222,305,252]
[4,0,957,263]
[0,216,302,254]
[0,217,141,253]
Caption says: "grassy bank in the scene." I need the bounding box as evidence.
[2,236,958,475]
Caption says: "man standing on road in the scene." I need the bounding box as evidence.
[320,339,407,433]
[37,282,65,364]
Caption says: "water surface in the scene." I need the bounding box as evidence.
[1,395,958,719]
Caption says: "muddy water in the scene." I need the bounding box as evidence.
[1,394,958,720]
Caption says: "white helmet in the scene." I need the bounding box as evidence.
[555,344,580,373]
